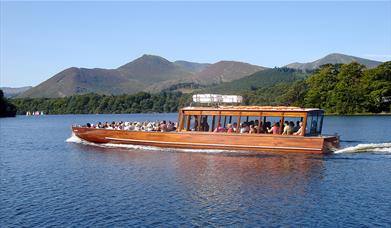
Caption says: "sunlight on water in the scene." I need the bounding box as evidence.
[334,143,391,154]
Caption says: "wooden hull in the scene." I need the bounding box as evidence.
[72,127,339,154]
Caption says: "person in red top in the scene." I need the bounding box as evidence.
[213,123,226,132]
[267,122,280,134]
[226,123,234,133]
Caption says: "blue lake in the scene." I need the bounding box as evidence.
[1,114,391,227]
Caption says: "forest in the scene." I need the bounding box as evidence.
[242,61,391,114]
[0,90,17,117]
[9,61,391,115]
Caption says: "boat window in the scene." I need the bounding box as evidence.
[200,115,210,132]
[306,111,323,136]
[281,117,303,135]
[188,115,199,131]
[260,116,282,134]
[318,113,324,134]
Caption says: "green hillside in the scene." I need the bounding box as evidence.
[200,68,307,94]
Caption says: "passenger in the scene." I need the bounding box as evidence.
[201,117,209,132]
[232,122,238,132]
[134,122,141,131]
[226,123,234,133]
[146,122,154,131]
[254,120,260,133]
[311,120,318,134]
[123,122,131,131]
[240,123,249,133]
[267,122,280,134]
[293,122,304,135]
[191,118,199,131]
[213,123,226,132]
[249,125,257,134]
[160,120,168,132]
[167,121,174,131]
[86,123,91,128]
[264,121,271,133]
[293,121,300,132]
[282,121,293,135]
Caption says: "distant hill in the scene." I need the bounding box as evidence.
[195,61,265,85]
[1,86,32,98]
[200,68,307,94]
[174,61,210,73]
[17,55,266,98]
[285,53,382,71]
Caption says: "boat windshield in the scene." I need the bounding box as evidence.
[305,110,324,136]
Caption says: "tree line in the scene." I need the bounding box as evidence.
[0,90,17,117]
[9,61,391,115]
[11,92,190,115]
[242,61,391,114]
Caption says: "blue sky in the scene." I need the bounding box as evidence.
[1,1,390,87]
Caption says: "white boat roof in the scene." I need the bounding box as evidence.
[182,106,322,112]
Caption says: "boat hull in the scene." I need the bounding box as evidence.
[72,127,339,154]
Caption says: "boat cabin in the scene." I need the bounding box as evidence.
[177,106,324,136]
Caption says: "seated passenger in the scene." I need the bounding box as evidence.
[167,121,174,131]
[293,121,300,132]
[282,121,293,135]
[254,120,260,133]
[213,123,226,132]
[160,120,168,132]
[232,122,238,132]
[267,122,280,134]
[249,125,257,134]
[310,120,318,134]
[293,122,304,135]
[226,123,234,133]
[191,118,198,131]
[201,118,209,132]
[240,123,249,133]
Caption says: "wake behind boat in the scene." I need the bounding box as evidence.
[71,94,339,154]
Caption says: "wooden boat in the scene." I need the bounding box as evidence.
[71,105,339,154]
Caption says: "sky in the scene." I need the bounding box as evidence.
[1,1,390,87]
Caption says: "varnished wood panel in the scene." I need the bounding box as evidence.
[72,127,338,154]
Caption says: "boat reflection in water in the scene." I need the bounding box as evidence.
[70,141,325,216]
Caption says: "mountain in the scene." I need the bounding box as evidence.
[174,61,210,73]
[1,86,32,98]
[285,53,382,71]
[18,67,141,98]
[17,55,266,98]
[200,68,307,94]
[195,61,266,85]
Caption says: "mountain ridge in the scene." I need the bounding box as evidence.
[285,53,382,71]
[17,55,266,98]
[16,53,383,98]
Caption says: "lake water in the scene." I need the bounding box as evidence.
[1,114,391,227]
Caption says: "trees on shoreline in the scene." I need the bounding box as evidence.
[10,62,391,115]
[242,62,390,114]
[11,92,189,115]
[0,90,17,117]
